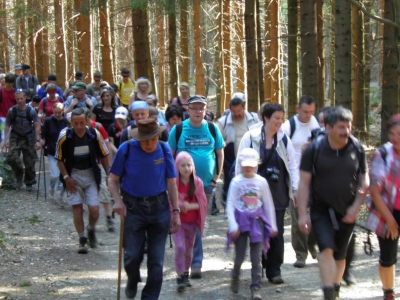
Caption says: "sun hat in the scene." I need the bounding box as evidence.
[187,95,207,106]
[131,118,166,142]
[15,64,22,70]
[238,148,260,167]
[72,81,87,90]
[115,107,129,120]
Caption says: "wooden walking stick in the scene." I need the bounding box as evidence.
[117,217,124,300]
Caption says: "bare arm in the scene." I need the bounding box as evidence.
[34,121,41,150]
[167,177,181,234]
[213,148,224,184]
[342,173,370,224]
[57,160,77,194]
[108,173,126,218]
[297,170,312,235]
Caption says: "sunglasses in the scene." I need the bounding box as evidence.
[122,74,130,78]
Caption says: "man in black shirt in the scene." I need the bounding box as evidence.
[297,106,369,300]
[55,107,110,254]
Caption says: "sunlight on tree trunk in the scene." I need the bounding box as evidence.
[54,0,67,89]
[270,0,279,103]
[66,0,75,82]
[256,0,264,104]
[221,0,232,110]
[99,0,114,84]
[167,0,178,98]
[76,0,93,83]
[234,1,245,93]
[316,0,325,109]
[180,1,189,83]
[264,0,272,103]
[194,0,205,95]
[157,9,166,106]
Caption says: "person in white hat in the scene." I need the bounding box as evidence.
[107,106,129,156]
[227,147,277,300]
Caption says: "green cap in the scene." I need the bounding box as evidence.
[72,82,87,90]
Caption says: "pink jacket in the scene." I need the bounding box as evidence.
[170,151,208,235]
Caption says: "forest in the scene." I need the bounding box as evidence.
[0,0,398,142]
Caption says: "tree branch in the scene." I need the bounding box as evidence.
[348,0,400,31]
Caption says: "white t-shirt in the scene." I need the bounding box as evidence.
[226,174,277,233]
[282,115,320,164]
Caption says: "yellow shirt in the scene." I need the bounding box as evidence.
[119,79,135,106]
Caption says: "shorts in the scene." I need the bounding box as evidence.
[67,168,99,207]
[310,205,354,260]
[378,209,400,267]
[99,166,112,204]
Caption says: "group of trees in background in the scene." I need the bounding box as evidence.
[0,0,398,141]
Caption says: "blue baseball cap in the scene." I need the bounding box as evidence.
[131,101,149,112]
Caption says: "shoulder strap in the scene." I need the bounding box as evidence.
[175,122,183,145]
[158,140,167,157]
[282,134,288,148]
[378,146,388,164]
[207,121,216,140]
[43,97,47,113]
[311,137,324,175]
[223,113,229,129]
[12,105,17,123]
[289,117,296,139]
[26,106,33,123]
[177,95,182,105]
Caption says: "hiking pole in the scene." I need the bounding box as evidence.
[36,147,43,201]
[117,217,124,300]
[42,149,47,201]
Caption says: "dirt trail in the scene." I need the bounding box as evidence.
[0,179,395,300]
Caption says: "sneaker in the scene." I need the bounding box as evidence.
[183,272,192,287]
[293,260,305,268]
[230,277,239,293]
[268,276,284,284]
[125,277,137,299]
[211,206,220,215]
[107,216,115,232]
[78,237,88,254]
[190,267,202,279]
[177,275,186,292]
[342,269,357,286]
[384,290,397,300]
[87,227,98,248]
[26,184,33,192]
[251,288,262,300]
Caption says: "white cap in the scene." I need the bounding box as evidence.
[238,148,259,167]
[232,92,246,103]
[115,106,129,120]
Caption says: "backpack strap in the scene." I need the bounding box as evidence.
[12,105,33,124]
[43,97,47,114]
[175,122,183,146]
[289,116,296,139]
[378,146,388,164]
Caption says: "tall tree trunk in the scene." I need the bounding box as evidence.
[270,0,279,103]
[234,1,245,93]
[351,4,366,137]
[221,0,232,109]
[316,0,325,109]
[157,9,166,106]
[381,0,399,143]
[18,1,26,65]
[124,8,132,71]
[109,0,116,80]
[363,0,374,131]
[334,0,352,109]
[219,0,226,112]
[287,0,298,117]
[75,0,93,83]
[256,0,264,104]
[194,0,205,94]
[54,0,67,89]
[300,0,319,106]
[329,0,335,106]
[180,0,189,83]
[132,5,150,81]
[66,0,75,82]
[264,1,272,102]
[99,0,113,84]
[245,0,259,111]
[167,0,178,98]
[0,0,7,69]
[27,0,36,74]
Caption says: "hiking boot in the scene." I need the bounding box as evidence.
[251,288,262,300]
[342,269,357,286]
[269,276,284,284]
[323,287,336,300]
[211,206,220,215]
[87,227,98,248]
[230,277,239,293]
[384,290,397,300]
[125,276,137,299]
[106,216,115,232]
[78,237,88,254]
[177,275,186,292]
[26,184,33,192]
[293,260,305,268]
[183,272,192,287]
[190,267,202,279]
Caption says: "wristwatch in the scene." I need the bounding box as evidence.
[172,208,181,213]
[63,174,69,180]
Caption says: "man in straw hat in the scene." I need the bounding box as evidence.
[108,118,181,299]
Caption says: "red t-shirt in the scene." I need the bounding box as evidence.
[91,120,109,142]
[0,88,16,118]
[38,98,61,117]
[178,180,200,224]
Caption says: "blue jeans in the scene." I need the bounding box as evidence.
[191,185,214,269]
[123,193,171,300]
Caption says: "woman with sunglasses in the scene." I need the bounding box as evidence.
[38,83,63,123]
[92,87,119,132]
[129,77,152,107]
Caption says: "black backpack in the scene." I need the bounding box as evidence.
[11,105,34,124]
[289,115,319,139]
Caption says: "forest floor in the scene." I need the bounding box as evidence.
[0,107,393,300]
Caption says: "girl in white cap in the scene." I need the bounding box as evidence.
[226,147,277,300]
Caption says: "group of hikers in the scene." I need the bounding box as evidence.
[0,63,399,300]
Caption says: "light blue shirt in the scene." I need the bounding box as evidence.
[64,94,97,109]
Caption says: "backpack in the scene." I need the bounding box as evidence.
[175,121,219,170]
[11,105,34,125]
[289,115,319,139]
[42,96,63,114]
[222,110,258,129]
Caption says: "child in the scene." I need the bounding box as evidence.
[173,151,207,292]
[227,148,277,300]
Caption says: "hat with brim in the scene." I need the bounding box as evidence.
[131,118,166,142]
[239,148,260,167]
[72,81,87,90]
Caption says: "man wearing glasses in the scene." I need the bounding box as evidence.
[86,71,103,100]
[168,95,225,279]
[117,68,135,109]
